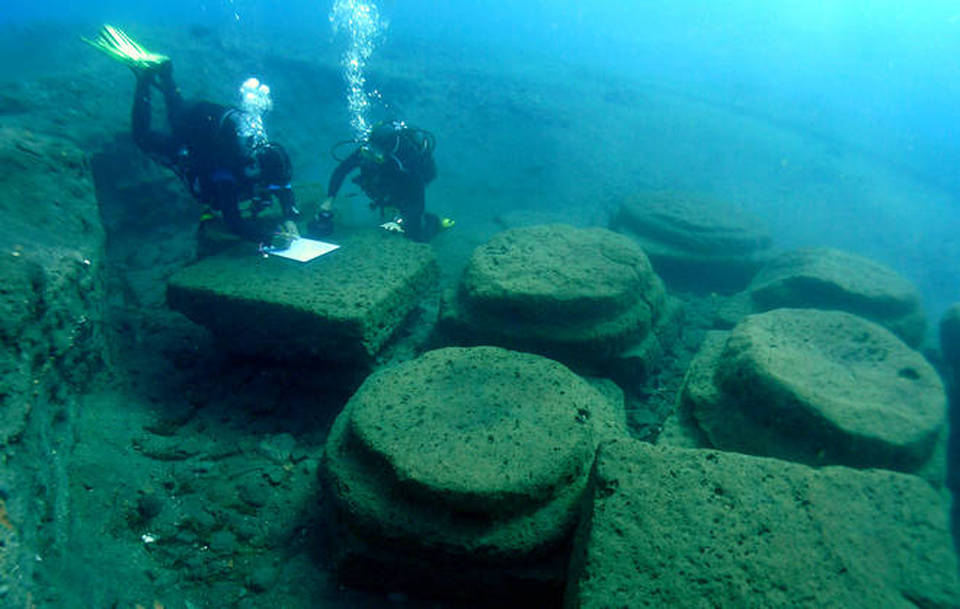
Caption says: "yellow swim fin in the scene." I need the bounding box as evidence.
[83,24,169,70]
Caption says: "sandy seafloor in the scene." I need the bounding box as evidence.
[0,18,958,609]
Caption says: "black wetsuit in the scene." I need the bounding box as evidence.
[327,130,437,242]
[132,68,297,242]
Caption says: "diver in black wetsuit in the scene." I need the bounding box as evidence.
[314,120,445,242]
[131,62,300,245]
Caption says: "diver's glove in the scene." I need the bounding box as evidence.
[269,220,300,250]
[308,210,334,237]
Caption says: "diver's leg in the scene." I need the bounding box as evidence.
[131,74,153,148]
[400,184,429,241]
[421,212,441,241]
[131,72,180,162]
[153,61,184,125]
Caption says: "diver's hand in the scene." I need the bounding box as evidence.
[269,221,300,250]
[140,57,172,87]
[281,220,300,237]
[309,210,334,237]
[320,197,334,212]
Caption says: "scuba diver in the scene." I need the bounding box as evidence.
[85,25,300,247]
[314,120,451,242]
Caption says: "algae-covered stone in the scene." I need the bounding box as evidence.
[0,126,107,608]
[566,440,960,609]
[0,126,100,251]
[323,346,627,602]
[461,224,657,319]
[167,230,437,362]
[440,225,671,372]
[1,127,106,442]
[611,191,773,292]
[349,353,595,516]
[678,308,946,478]
[747,247,926,346]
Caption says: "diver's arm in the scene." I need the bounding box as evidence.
[215,181,267,242]
[273,187,300,222]
[327,149,362,198]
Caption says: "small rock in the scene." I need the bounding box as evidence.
[135,491,163,522]
[208,529,237,554]
[227,514,261,541]
[247,565,278,593]
[263,466,286,486]
[258,433,296,464]
[237,478,270,508]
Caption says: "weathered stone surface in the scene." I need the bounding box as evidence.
[0,126,108,608]
[611,191,773,292]
[678,309,947,479]
[90,135,198,308]
[167,230,437,362]
[747,247,926,347]
[462,225,658,318]
[566,440,960,609]
[1,127,107,442]
[439,225,671,372]
[323,346,627,602]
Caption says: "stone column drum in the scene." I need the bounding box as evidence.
[322,345,626,604]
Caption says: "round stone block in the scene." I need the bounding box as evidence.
[323,346,624,601]
[462,224,660,320]
[682,309,946,474]
[611,191,773,292]
[748,247,926,347]
[441,225,669,370]
[349,348,596,515]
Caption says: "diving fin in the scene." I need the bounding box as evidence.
[83,25,169,70]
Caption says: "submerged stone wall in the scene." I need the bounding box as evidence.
[0,128,109,607]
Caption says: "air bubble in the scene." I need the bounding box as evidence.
[330,0,388,140]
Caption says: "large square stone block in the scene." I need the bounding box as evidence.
[167,231,437,362]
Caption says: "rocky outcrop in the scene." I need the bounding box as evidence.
[0,127,108,608]
[90,135,198,309]
[166,230,438,363]
[438,225,677,380]
[677,308,947,481]
[732,247,927,347]
[323,346,626,604]
[566,440,960,609]
[610,191,773,293]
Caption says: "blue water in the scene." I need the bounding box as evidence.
[4,0,959,316]
[3,3,960,606]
